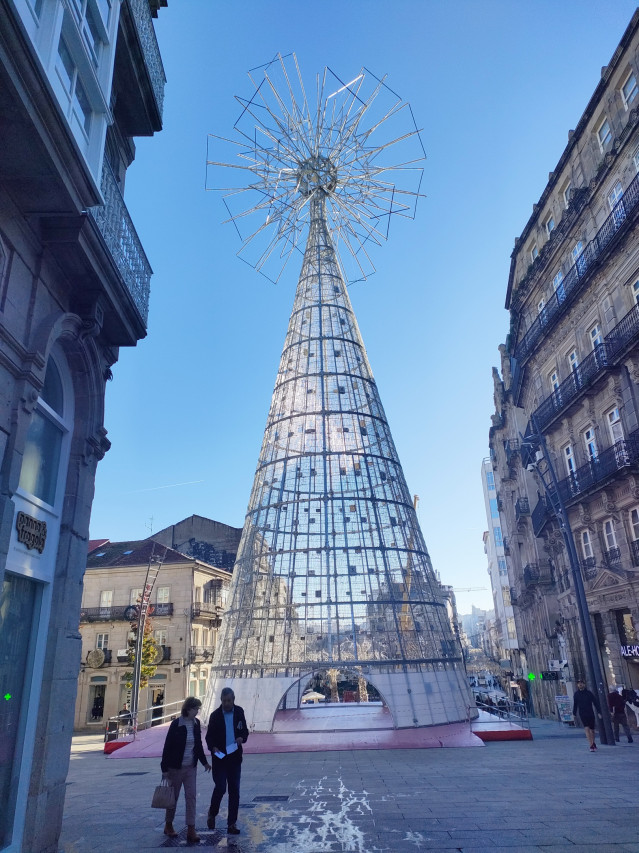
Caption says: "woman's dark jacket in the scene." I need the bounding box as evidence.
[205,704,249,759]
[160,717,208,772]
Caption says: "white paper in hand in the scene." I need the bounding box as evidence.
[226,741,238,755]
[214,749,225,759]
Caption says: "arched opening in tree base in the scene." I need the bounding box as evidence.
[272,668,394,733]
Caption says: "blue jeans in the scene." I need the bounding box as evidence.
[210,754,242,826]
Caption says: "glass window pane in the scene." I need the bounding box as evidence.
[95,0,110,26]
[0,573,38,848]
[56,37,74,94]
[18,410,63,505]
[40,359,63,416]
[73,77,92,135]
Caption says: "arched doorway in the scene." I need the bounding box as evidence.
[272,668,392,733]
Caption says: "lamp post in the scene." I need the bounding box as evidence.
[522,414,615,746]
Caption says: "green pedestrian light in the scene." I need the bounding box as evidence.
[527,673,536,680]
[3,693,11,701]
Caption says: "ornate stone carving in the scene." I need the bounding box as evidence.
[601,489,617,514]
[578,502,591,525]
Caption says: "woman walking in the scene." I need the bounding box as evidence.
[160,696,211,842]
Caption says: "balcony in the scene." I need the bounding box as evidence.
[128,0,166,118]
[189,645,215,663]
[533,301,639,432]
[581,556,598,581]
[515,171,639,362]
[89,161,152,324]
[555,429,639,505]
[631,539,639,568]
[603,547,622,571]
[161,645,171,661]
[505,439,520,467]
[515,497,530,522]
[79,602,173,622]
[192,602,223,620]
[503,538,511,555]
[531,495,552,537]
[523,562,553,588]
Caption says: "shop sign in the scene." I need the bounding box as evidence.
[621,645,639,658]
[16,511,47,553]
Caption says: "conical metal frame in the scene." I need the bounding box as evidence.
[205,194,472,730]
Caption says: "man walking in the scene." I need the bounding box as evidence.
[573,679,602,751]
[205,687,249,835]
[608,685,633,743]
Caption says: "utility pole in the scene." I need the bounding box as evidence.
[522,415,615,746]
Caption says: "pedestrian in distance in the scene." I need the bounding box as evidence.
[160,696,211,842]
[572,679,602,751]
[608,685,633,743]
[205,687,249,835]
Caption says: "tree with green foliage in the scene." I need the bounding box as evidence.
[124,611,159,690]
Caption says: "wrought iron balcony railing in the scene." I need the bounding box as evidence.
[89,160,152,324]
[533,301,639,431]
[604,546,622,570]
[631,539,639,568]
[515,170,639,361]
[554,429,639,505]
[523,562,553,587]
[128,0,166,117]
[79,602,173,622]
[515,497,530,521]
[531,495,551,537]
[189,645,215,663]
[192,602,223,619]
[581,556,598,581]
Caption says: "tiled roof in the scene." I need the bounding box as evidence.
[86,538,192,569]
[87,538,109,553]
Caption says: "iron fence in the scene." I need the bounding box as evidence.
[127,0,166,116]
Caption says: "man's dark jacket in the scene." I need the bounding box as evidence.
[161,717,208,772]
[573,688,600,719]
[609,691,627,714]
[205,704,249,759]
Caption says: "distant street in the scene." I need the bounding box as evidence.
[60,720,639,852]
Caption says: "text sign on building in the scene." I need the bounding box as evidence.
[621,645,639,658]
[16,511,47,553]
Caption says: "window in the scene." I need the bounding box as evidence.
[545,215,555,236]
[633,280,639,304]
[507,617,516,639]
[563,181,573,208]
[631,507,639,541]
[589,324,603,348]
[96,633,109,650]
[537,298,547,323]
[28,0,45,18]
[493,526,503,547]
[607,407,624,444]
[584,427,598,461]
[154,629,167,646]
[130,588,142,605]
[156,586,170,604]
[530,244,539,262]
[202,628,209,646]
[634,146,639,174]
[553,270,565,303]
[622,71,638,108]
[498,559,508,576]
[55,35,92,137]
[502,586,512,607]
[581,530,594,560]
[604,519,617,550]
[194,586,202,604]
[486,471,495,490]
[549,370,560,392]
[608,181,624,210]
[572,241,585,274]
[192,627,200,646]
[99,590,113,615]
[18,360,67,506]
[489,498,499,519]
[564,444,576,476]
[568,349,579,375]
[597,117,612,151]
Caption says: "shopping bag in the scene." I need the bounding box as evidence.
[151,778,176,809]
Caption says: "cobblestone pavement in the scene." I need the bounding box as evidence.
[60,719,639,853]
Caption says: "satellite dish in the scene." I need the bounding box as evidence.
[86,649,105,668]
[150,644,164,665]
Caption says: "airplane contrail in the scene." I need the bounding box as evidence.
[126,480,205,494]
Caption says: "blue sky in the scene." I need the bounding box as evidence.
[89,0,639,613]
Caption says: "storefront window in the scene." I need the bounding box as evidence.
[0,573,39,848]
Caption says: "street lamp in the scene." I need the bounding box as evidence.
[521,414,615,746]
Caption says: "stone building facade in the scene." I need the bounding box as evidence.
[0,1,166,850]
[490,10,639,719]
[75,535,233,731]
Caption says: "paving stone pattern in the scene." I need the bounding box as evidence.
[59,720,639,852]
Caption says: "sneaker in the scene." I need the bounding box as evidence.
[227,825,241,835]
[590,743,597,751]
